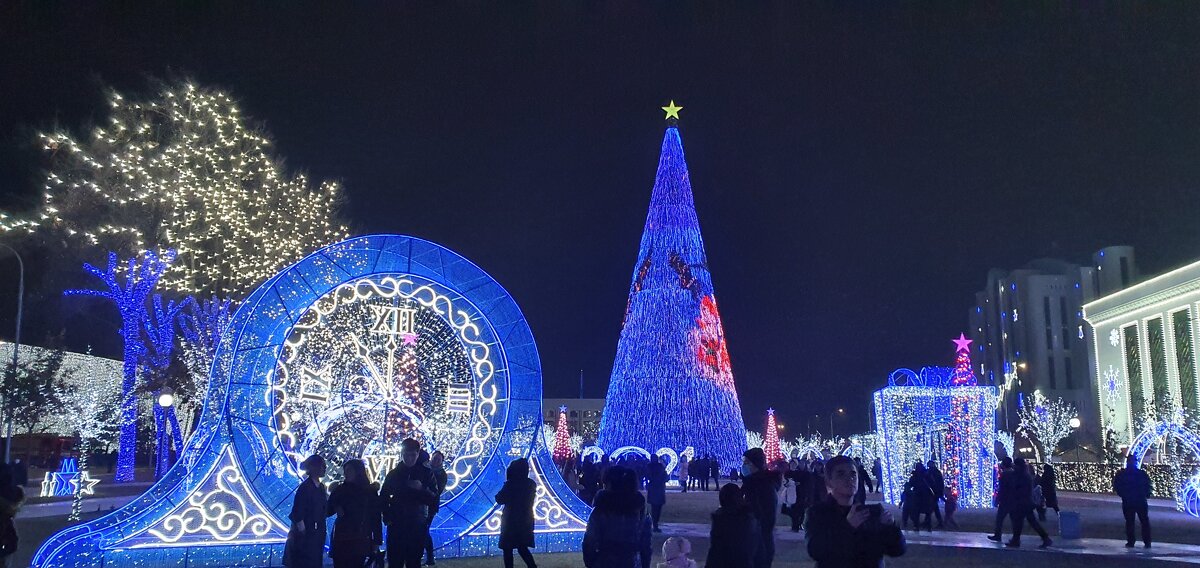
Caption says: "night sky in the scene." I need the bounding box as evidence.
[3,4,1200,435]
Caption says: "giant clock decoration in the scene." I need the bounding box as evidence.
[35,235,590,567]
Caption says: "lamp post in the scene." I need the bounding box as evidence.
[830,408,844,437]
[0,244,23,465]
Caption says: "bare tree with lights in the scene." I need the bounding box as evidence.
[1017,391,1077,462]
[0,80,348,300]
[58,363,121,521]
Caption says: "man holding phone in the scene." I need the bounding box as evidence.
[806,456,906,567]
[381,439,439,568]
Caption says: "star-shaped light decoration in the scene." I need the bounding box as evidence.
[953,333,973,353]
[662,100,683,120]
[767,407,775,416]
[401,332,418,346]
[559,405,568,413]
[68,471,100,495]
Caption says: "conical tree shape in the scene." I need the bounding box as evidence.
[763,409,784,464]
[553,406,574,465]
[598,125,747,469]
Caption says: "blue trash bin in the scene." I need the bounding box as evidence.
[1059,511,1081,540]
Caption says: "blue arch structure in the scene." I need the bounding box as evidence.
[1128,422,1200,518]
[34,235,591,567]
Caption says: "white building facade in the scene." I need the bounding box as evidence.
[1083,260,1200,443]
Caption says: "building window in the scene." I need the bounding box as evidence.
[1124,324,1146,422]
[1148,318,1170,410]
[1120,257,1130,287]
[1048,356,1057,389]
[1174,309,1198,411]
[1046,328,1054,350]
[1065,356,1073,390]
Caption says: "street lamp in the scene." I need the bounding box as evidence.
[831,408,844,437]
[157,388,175,409]
[0,244,23,465]
[1069,417,1081,429]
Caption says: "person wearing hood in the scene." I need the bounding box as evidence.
[658,536,697,568]
[582,466,653,568]
[495,458,537,568]
[806,456,906,568]
[705,483,761,568]
[925,460,945,529]
[741,447,781,568]
[381,438,439,568]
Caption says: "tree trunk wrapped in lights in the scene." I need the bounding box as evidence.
[597,116,747,471]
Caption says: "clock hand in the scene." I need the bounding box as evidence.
[349,335,390,396]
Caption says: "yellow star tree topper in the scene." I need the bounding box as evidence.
[662,100,683,120]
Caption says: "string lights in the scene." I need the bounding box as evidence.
[553,406,574,464]
[0,81,347,299]
[598,121,747,471]
[874,337,997,508]
[1017,390,1077,462]
[762,409,784,463]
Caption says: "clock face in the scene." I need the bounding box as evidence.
[270,275,504,496]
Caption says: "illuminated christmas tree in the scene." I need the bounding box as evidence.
[763,409,784,463]
[944,333,978,498]
[553,406,573,464]
[597,103,747,469]
[950,333,978,386]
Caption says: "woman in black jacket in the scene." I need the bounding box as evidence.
[1037,463,1060,520]
[582,466,652,568]
[495,458,537,568]
[327,459,381,568]
[705,483,760,568]
[284,455,328,568]
[806,456,905,568]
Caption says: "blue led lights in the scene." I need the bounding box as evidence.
[36,235,591,567]
[597,126,747,470]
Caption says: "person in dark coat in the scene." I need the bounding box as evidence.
[806,456,906,568]
[0,463,25,567]
[1037,463,1059,520]
[381,439,439,568]
[1113,454,1153,548]
[285,455,328,568]
[1005,458,1052,548]
[705,483,761,568]
[645,454,668,533]
[900,463,933,532]
[424,451,448,566]
[496,458,537,568]
[987,457,1014,542]
[871,459,883,494]
[582,466,652,568]
[853,458,870,505]
[925,461,945,528]
[741,447,781,568]
[710,456,722,489]
[327,459,382,568]
[785,461,811,532]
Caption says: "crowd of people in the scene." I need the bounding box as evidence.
[277,438,1166,568]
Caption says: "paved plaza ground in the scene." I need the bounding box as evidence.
[14,480,1200,567]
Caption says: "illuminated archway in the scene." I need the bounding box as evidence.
[1128,421,1200,518]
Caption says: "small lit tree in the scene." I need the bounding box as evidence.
[59,365,121,520]
[763,409,784,463]
[553,406,574,464]
[1018,391,1077,462]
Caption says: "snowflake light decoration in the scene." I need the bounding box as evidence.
[1103,365,1124,406]
[1110,328,1121,347]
